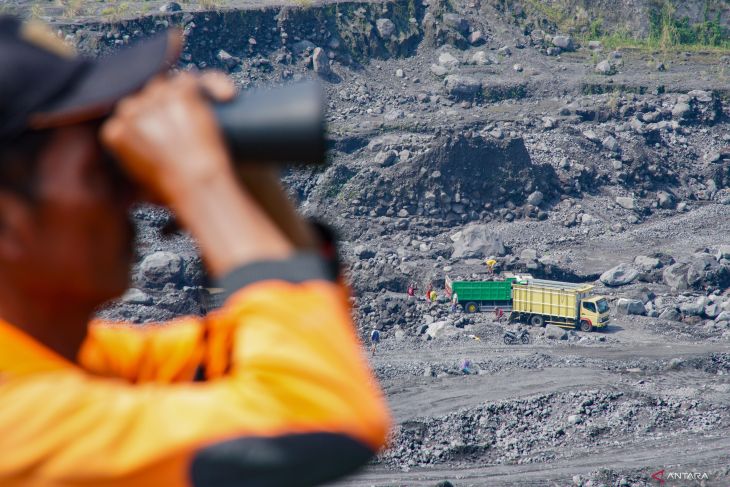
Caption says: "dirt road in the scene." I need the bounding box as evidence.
[330,318,730,486]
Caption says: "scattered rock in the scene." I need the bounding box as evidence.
[680,299,705,317]
[663,263,690,291]
[376,18,396,39]
[137,251,184,289]
[442,13,469,35]
[121,288,154,305]
[545,324,568,340]
[634,255,661,271]
[374,150,398,166]
[615,196,635,210]
[602,136,620,152]
[520,248,539,261]
[470,50,491,65]
[527,191,544,206]
[312,47,331,75]
[216,49,240,70]
[716,246,730,261]
[600,263,639,287]
[659,307,681,321]
[672,102,691,120]
[159,2,182,12]
[551,35,574,51]
[616,298,646,316]
[468,31,485,45]
[595,60,615,75]
[444,75,481,100]
[542,117,557,130]
[438,51,460,69]
[451,224,506,258]
[657,191,676,209]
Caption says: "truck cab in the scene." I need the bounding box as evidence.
[579,296,610,332]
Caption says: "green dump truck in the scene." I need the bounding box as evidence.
[444,275,610,331]
[511,278,610,332]
[445,274,527,313]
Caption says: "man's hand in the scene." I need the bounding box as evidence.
[101,72,294,276]
[101,72,234,205]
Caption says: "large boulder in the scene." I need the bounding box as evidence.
[159,2,182,12]
[680,299,705,317]
[527,190,544,206]
[451,225,506,258]
[704,302,720,318]
[659,307,681,321]
[424,320,456,339]
[672,102,691,120]
[552,35,574,51]
[442,13,469,34]
[657,191,676,209]
[616,298,646,316]
[663,263,690,291]
[634,255,661,271]
[121,288,153,306]
[716,246,730,261]
[375,18,396,39]
[137,251,184,289]
[444,75,481,100]
[438,51,460,69]
[520,248,539,261]
[216,49,241,70]
[600,263,639,287]
[616,196,635,210]
[312,47,331,76]
[595,60,615,75]
[716,311,730,322]
[544,324,567,340]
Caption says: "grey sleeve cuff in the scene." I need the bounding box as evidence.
[216,252,337,298]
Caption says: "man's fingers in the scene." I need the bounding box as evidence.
[100,118,124,150]
[199,71,237,102]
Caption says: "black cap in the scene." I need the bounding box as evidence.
[0,16,180,140]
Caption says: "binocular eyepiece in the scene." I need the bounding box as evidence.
[212,82,326,166]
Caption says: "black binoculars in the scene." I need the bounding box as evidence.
[212,82,326,166]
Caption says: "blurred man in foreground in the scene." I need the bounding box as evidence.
[0,17,390,487]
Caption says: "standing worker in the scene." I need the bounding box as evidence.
[0,18,389,487]
[451,292,459,313]
[407,282,416,299]
[485,258,497,276]
[370,328,381,356]
[495,307,505,322]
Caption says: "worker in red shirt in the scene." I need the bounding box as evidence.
[0,17,389,487]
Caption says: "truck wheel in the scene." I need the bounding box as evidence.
[529,315,545,327]
[580,320,593,332]
[465,302,478,313]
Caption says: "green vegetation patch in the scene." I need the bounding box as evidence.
[583,1,730,53]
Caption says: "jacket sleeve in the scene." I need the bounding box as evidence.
[0,253,391,487]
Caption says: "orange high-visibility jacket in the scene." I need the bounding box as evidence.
[0,253,391,487]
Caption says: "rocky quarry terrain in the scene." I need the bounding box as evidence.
[14,0,730,484]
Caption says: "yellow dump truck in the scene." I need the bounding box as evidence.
[510,278,610,332]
